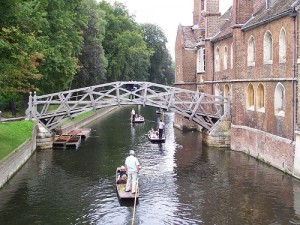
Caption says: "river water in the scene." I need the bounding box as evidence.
[1,106,300,225]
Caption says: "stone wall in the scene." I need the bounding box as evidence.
[0,124,37,188]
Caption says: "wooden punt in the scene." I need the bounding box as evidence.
[147,130,166,143]
[66,135,81,149]
[53,134,71,148]
[68,128,91,140]
[116,167,139,200]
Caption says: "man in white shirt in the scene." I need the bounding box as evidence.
[125,150,141,194]
[158,119,165,139]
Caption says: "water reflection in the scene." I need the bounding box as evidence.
[0,106,300,224]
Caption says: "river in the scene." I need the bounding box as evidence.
[0,106,300,225]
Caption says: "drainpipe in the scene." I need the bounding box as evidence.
[292,10,297,142]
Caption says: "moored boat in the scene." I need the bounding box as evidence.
[66,135,81,149]
[53,134,71,148]
[116,166,139,200]
[68,128,91,140]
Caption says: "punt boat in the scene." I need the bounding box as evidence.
[53,134,71,148]
[147,130,166,143]
[66,135,81,149]
[116,166,139,200]
[131,115,145,123]
[68,128,91,140]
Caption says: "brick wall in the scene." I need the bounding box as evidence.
[231,124,295,173]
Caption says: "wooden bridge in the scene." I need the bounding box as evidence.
[25,81,230,132]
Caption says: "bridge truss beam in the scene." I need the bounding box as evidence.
[26,81,230,131]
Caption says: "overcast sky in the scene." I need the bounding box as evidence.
[105,0,232,59]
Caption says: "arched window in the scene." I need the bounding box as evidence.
[215,47,220,72]
[224,84,231,115]
[224,46,228,70]
[274,83,285,117]
[215,84,221,96]
[257,83,265,111]
[279,28,286,63]
[247,83,255,110]
[230,43,233,69]
[247,36,255,66]
[264,31,273,64]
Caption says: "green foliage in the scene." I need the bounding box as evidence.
[99,1,152,81]
[72,0,108,89]
[0,120,34,161]
[141,23,175,84]
[0,0,174,114]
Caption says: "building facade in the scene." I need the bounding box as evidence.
[175,0,300,177]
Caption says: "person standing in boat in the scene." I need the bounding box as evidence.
[131,108,136,123]
[125,150,141,194]
[158,119,165,139]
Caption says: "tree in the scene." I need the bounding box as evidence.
[33,0,87,94]
[140,23,174,84]
[71,0,108,89]
[99,1,152,81]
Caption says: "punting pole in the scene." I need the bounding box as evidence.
[131,178,139,225]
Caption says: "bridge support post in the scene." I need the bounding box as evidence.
[202,116,231,148]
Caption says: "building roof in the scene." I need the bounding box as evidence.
[181,26,198,49]
[242,0,299,31]
[211,6,233,42]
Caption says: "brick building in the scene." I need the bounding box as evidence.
[175,0,300,177]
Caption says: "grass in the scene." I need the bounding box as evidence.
[0,120,34,161]
[61,110,95,126]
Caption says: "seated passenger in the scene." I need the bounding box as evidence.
[117,174,127,184]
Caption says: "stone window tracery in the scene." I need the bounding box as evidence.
[224,46,228,70]
[247,83,255,111]
[274,83,285,117]
[215,47,220,72]
[257,83,265,112]
[279,28,286,63]
[247,36,255,66]
[264,31,273,64]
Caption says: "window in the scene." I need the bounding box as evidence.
[231,43,233,69]
[279,28,286,63]
[264,31,273,64]
[247,83,255,110]
[247,36,255,66]
[274,83,285,117]
[224,84,231,115]
[224,46,228,70]
[197,47,205,73]
[215,47,220,72]
[215,84,221,96]
[257,83,265,112]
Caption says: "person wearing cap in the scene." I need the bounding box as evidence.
[125,150,141,194]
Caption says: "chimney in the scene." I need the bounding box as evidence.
[193,0,201,25]
[233,0,254,25]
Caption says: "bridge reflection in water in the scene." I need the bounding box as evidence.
[0,106,300,224]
